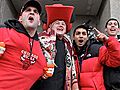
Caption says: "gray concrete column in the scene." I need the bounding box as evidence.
[0,0,17,25]
[110,0,120,35]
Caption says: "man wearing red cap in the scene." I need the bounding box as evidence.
[31,4,79,90]
[0,0,46,90]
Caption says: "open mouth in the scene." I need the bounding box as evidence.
[79,40,83,43]
[28,16,34,23]
[57,27,64,31]
[110,27,117,31]
[110,29,116,31]
[57,28,63,31]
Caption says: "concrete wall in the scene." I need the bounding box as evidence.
[110,0,120,35]
[111,0,120,20]
[97,0,111,34]
[98,0,120,35]
[0,0,17,25]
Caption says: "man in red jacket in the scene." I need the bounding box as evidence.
[103,18,120,90]
[0,0,46,90]
[73,24,120,90]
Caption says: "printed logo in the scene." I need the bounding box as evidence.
[20,50,38,70]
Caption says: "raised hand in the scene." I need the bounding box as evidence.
[93,27,109,42]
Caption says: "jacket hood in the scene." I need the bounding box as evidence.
[4,19,39,40]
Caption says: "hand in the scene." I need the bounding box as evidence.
[93,27,109,42]
[47,28,56,36]
[0,42,6,56]
[47,28,51,34]
[42,63,55,79]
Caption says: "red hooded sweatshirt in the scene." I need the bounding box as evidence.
[0,19,46,90]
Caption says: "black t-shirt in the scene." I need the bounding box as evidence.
[31,38,66,90]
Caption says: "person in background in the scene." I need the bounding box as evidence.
[103,18,120,90]
[72,24,120,90]
[31,4,79,90]
[0,0,46,89]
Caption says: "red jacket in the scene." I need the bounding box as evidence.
[74,37,120,90]
[0,19,46,90]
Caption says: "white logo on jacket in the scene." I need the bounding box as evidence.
[20,50,38,69]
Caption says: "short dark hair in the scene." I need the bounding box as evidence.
[73,24,89,36]
[105,18,119,28]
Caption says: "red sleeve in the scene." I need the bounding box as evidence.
[99,36,120,67]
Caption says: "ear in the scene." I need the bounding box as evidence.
[87,37,89,41]
[49,24,52,28]
[105,28,107,32]
[118,28,120,31]
[37,15,41,26]
[72,34,75,40]
[38,21,41,26]
[18,16,22,22]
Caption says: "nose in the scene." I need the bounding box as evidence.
[79,34,83,38]
[58,23,63,26]
[29,10,34,15]
[111,25,114,27]
[59,25,63,28]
